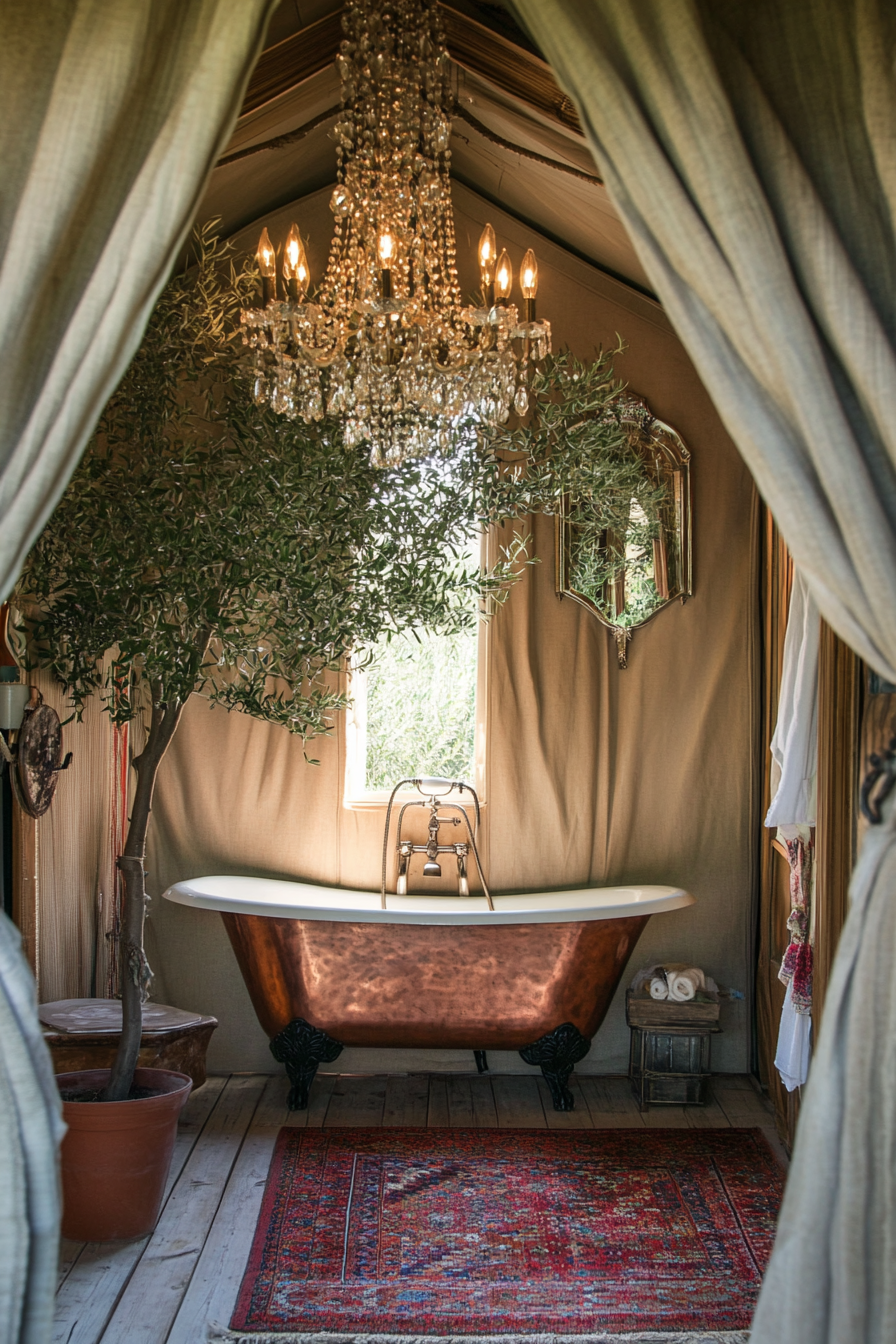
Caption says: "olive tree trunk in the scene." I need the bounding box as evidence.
[101,692,185,1103]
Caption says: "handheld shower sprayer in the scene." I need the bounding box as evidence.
[380,777,492,910]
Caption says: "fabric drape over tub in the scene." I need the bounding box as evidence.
[506,2,896,1341]
[0,4,276,1339]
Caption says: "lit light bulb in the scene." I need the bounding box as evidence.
[521,247,539,321]
[285,230,299,272]
[478,223,496,284]
[256,228,276,278]
[378,232,395,299]
[378,232,395,264]
[257,227,276,305]
[520,249,538,299]
[495,249,512,304]
[282,224,309,301]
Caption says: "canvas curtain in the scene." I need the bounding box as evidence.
[0,3,276,1339]
[505,1,896,1340]
[0,915,66,1344]
[0,0,277,605]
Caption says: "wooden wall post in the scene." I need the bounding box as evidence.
[813,623,861,1026]
[12,800,39,987]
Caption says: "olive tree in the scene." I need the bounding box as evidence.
[12,225,633,1101]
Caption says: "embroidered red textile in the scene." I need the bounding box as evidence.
[779,835,813,1012]
[232,1126,783,1335]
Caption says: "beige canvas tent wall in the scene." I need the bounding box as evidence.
[27,4,758,1080]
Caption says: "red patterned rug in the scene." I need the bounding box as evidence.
[230,1127,782,1339]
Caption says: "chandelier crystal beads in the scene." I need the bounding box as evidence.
[240,0,551,466]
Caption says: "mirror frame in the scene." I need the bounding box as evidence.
[555,396,692,667]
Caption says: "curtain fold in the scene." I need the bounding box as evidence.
[506,2,896,1340]
[508,0,896,683]
[0,0,277,604]
[765,570,819,831]
[0,914,66,1344]
[0,4,276,1338]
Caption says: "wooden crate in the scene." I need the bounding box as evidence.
[626,991,721,1109]
[625,988,721,1029]
[40,998,217,1088]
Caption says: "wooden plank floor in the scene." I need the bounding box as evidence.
[55,1070,785,1343]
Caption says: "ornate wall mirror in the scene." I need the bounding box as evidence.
[555,397,692,667]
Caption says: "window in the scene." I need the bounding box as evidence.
[345,547,486,803]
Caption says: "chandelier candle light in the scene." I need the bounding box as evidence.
[240,0,551,466]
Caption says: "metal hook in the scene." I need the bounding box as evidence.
[860,736,896,825]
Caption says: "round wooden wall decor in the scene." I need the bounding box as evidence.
[15,701,71,818]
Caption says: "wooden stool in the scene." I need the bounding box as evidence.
[40,998,217,1088]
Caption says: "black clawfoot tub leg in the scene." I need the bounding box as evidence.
[269,1017,344,1110]
[519,1022,591,1111]
[474,1050,489,1073]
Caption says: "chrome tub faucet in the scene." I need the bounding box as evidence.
[381,777,493,909]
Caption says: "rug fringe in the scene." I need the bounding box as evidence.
[208,1327,750,1344]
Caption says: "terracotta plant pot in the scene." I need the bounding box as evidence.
[58,1066,192,1241]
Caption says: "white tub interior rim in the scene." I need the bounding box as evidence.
[162,876,694,926]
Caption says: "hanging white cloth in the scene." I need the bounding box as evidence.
[775,976,811,1092]
[765,570,819,829]
[765,571,818,1091]
[506,3,896,1339]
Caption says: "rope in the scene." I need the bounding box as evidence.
[217,106,341,168]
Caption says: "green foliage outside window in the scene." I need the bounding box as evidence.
[363,623,477,789]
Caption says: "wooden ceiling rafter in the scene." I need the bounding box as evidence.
[240,3,584,138]
[219,99,599,189]
[242,10,342,114]
[442,7,583,136]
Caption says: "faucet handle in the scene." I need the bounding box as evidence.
[416,777,456,795]
[456,845,470,897]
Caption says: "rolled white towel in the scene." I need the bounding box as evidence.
[667,967,705,1002]
[631,963,713,1002]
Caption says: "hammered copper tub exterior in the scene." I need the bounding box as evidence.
[221,911,649,1048]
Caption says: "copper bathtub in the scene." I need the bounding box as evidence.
[162,877,693,1110]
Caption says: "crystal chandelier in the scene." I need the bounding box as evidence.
[240,0,551,467]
